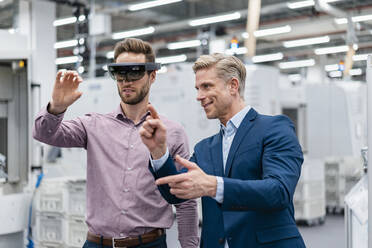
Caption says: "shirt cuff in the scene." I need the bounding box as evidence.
[150,148,169,171]
[213,176,224,203]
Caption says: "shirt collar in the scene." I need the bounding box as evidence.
[114,104,150,124]
[221,105,251,135]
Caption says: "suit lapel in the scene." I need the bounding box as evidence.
[224,108,258,176]
[210,131,224,177]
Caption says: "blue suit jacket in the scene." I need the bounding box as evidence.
[150,108,306,248]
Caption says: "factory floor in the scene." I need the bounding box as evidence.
[166,214,345,248]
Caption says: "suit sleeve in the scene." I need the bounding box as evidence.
[33,104,88,148]
[167,125,200,248]
[221,116,303,211]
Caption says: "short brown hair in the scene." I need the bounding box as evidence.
[113,38,155,62]
[192,53,246,99]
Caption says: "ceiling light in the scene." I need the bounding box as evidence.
[329,70,342,78]
[279,59,315,69]
[349,68,363,76]
[324,64,339,72]
[287,0,342,9]
[254,25,292,37]
[106,51,114,59]
[129,0,182,11]
[288,74,302,82]
[157,66,168,74]
[53,17,77,26]
[287,0,314,9]
[54,39,78,49]
[156,54,187,64]
[252,53,283,63]
[283,36,330,48]
[167,40,201,50]
[189,12,241,26]
[353,54,370,61]
[335,14,372,25]
[55,56,79,65]
[225,47,247,55]
[112,26,155,40]
[314,45,350,55]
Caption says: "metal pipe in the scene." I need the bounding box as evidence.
[367,55,372,248]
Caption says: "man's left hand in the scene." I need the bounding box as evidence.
[156,155,217,199]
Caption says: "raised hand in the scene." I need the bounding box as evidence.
[139,104,167,159]
[49,70,83,115]
[155,155,217,199]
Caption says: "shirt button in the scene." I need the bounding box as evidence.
[123,188,129,192]
[121,210,127,215]
[48,130,52,133]
[130,145,134,149]
[120,233,124,237]
[127,167,132,171]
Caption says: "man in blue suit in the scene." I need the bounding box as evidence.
[139,53,306,248]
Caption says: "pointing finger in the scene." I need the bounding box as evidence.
[148,104,159,119]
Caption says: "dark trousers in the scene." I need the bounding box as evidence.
[82,234,167,248]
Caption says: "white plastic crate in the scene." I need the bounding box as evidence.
[34,242,64,248]
[66,182,86,217]
[294,198,326,221]
[66,217,88,247]
[299,158,324,182]
[35,177,86,217]
[294,180,325,203]
[35,213,65,244]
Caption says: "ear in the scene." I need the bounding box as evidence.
[149,70,156,84]
[228,77,240,95]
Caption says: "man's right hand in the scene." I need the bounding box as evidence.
[139,104,167,159]
[48,70,83,115]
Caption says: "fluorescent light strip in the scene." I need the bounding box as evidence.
[254,25,291,37]
[167,40,201,50]
[252,53,283,63]
[288,74,302,82]
[353,54,370,61]
[112,26,155,40]
[156,54,187,64]
[325,64,339,72]
[225,47,247,55]
[106,51,114,59]
[335,14,372,25]
[314,45,349,55]
[189,12,241,26]
[283,36,330,48]
[287,0,341,9]
[53,17,77,26]
[157,66,168,74]
[54,39,78,49]
[129,0,182,11]
[279,59,315,69]
[55,56,79,65]
[287,0,314,9]
[349,68,363,76]
[329,70,342,78]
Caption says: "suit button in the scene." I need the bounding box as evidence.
[218,238,224,244]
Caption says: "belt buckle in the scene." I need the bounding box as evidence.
[112,237,127,248]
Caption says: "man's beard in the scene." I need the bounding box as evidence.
[118,78,150,105]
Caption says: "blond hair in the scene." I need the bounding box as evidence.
[192,53,246,98]
[114,38,155,62]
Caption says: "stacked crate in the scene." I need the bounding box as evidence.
[33,177,87,248]
[294,158,326,225]
[325,157,362,214]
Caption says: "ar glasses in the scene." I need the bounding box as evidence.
[107,63,161,82]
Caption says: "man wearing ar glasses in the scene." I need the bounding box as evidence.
[33,38,199,248]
